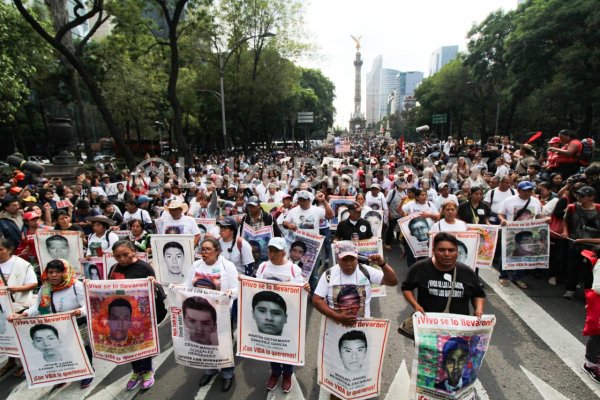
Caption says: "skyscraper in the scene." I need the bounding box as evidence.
[365,55,400,125]
[391,71,423,114]
[429,45,459,76]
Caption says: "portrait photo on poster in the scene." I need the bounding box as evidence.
[81,257,104,280]
[252,290,288,336]
[182,296,219,346]
[35,231,83,275]
[151,234,195,284]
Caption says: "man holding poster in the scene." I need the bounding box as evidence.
[312,241,398,324]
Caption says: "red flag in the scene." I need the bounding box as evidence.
[400,135,405,154]
[525,131,543,144]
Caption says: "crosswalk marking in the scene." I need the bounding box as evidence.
[266,374,304,400]
[479,268,600,397]
[384,359,410,400]
[473,379,490,400]
[520,365,570,400]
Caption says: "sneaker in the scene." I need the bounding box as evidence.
[80,377,94,389]
[126,372,142,390]
[514,280,528,289]
[141,370,155,390]
[583,362,600,384]
[266,373,279,391]
[548,277,557,286]
[282,373,293,393]
[563,290,575,300]
[498,278,510,287]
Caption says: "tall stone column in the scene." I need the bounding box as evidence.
[349,36,367,133]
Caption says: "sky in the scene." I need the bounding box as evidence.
[299,0,518,128]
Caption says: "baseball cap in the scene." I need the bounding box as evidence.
[23,212,40,220]
[136,195,152,205]
[267,237,287,251]
[517,181,534,190]
[346,202,361,211]
[337,241,358,259]
[577,186,596,197]
[247,196,260,206]
[296,190,312,200]
[217,216,238,230]
[548,136,561,144]
[438,182,449,190]
[370,183,381,189]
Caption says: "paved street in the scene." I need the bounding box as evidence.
[2,247,600,400]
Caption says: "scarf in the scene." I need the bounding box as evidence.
[37,259,77,315]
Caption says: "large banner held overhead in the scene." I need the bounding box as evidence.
[0,288,18,356]
[428,231,480,270]
[329,196,357,230]
[84,279,160,364]
[399,213,431,258]
[237,276,307,366]
[168,285,234,369]
[12,313,94,388]
[502,220,550,270]
[35,230,84,276]
[467,225,500,269]
[410,313,496,400]
[242,224,274,265]
[332,239,386,297]
[150,234,195,284]
[285,229,325,280]
[318,317,390,400]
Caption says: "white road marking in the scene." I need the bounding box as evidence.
[479,268,600,397]
[520,365,570,400]
[86,347,174,400]
[384,359,410,400]
[473,379,490,400]
[47,359,117,400]
[193,373,218,400]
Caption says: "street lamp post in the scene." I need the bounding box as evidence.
[214,32,275,151]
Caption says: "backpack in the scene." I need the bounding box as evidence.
[580,138,595,166]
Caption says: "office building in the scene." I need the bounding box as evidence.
[429,45,458,76]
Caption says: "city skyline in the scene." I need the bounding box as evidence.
[301,0,519,129]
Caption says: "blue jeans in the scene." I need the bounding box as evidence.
[271,362,293,376]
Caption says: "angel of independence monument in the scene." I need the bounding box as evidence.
[349,35,367,134]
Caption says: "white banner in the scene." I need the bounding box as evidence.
[399,213,431,258]
[502,220,550,270]
[84,279,160,364]
[411,313,496,400]
[12,313,94,388]
[169,285,234,369]
[35,230,84,276]
[195,218,216,242]
[81,257,105,280]
[318,317,390,400]
[0,287,18,356]
[428,232,480,270]
[237,276,307,365]
[150,234,195,284]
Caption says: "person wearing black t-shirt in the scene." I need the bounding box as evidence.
[457,187,490,225]
[335,202,373,241]
[106,240,166,391]
[402,233,485,317]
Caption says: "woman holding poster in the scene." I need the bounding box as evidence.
[0,238,37,378]
[106,240,166,391]
[255,237,310,393]
[9,259,93,389]
[430,200,467,232]
[183,237,238,392]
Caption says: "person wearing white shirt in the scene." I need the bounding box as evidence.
[494,157,510,178]
[156,200,201,246]
[365,184,388,223]
[123,199,152,226]
[260,183,284,204]
[85,216,120,256]
[216,217,255,276]
[483,176,516,225]
[401,188,440,267]
[431,200,467,232]
[283,190,333,235]
[433,183,459,210]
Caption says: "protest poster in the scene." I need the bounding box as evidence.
[318,317,390,400]
[399,212,431,258]
[427,231,481,270]
[81,257,105,280]
[363,209,384,239]
[150,234,195,284]
[217,199,235,219]
[321,157,344,168]
[332,239,386,297]
[242,224,274,264]
[113,230,131,241]
[168,285,234,369]
[501,220,550,270]
[12,313,94,388]
[260,202,281,214]
[232,213,246,225]
[329,196,357,230]
[104,181,127,197]
[35,230,84,275]
[55,199,73,210]
[284,228,325,280]
[103,252,148,276]
[0,288,18,356]
[195,217,217,241]
[410,313,496,400]
[467,225,500,269]
[84,279,160,364]
[237,276,307,365]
